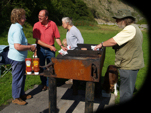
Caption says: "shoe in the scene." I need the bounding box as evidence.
[12,98,27,105]
[65,79,73,84]
[42,85,48,91]
[20,94,32,100]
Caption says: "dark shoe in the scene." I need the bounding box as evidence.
[42,85,48,91]
[12,98,27,105]
[20,94,32,100]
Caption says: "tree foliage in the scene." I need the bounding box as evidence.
[0,0,95,33]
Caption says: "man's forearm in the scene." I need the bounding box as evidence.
[94,38,117,50]
[103,38,117,47]
[36,39,57,52]
[36,39,52,48]
[56,38,68,51]
[55,38,62,46]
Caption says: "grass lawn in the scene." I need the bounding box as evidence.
[0,24,149,108]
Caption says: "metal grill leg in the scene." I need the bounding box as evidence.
[48,77,56,113]
[85,81,95,113]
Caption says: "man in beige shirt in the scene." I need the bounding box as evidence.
[95,9,144,103]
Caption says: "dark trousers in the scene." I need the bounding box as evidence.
[119,69,139,103]
[9,59,26,99]
[37,46,55,86]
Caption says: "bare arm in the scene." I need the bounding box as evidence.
[36,39,57,52]
[14,43,36,52]
[94,38,117,50]
[56,38,67,51]
[103,38,117,47]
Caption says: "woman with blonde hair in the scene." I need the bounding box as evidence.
[8,8,36,105]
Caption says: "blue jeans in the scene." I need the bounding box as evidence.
[37,45,55,86]
[9,59,26,99]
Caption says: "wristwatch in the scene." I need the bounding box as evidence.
[60,45,63,48]
[101,42,104,47]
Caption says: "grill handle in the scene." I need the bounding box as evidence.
[40,62,54,70]
[91,64,98,80]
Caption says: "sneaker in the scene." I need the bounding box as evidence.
[12,98,27,105]
[20,94,32,100]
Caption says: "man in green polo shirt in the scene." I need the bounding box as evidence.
[94,9,144,103]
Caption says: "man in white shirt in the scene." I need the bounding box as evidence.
[94,9,144,103]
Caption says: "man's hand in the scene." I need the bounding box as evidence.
[94,43,102,51]
[94,38,117,50]
[61,46,68,51]
[49,46,57,52]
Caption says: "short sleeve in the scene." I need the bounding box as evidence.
[113,25,136,46]
[13,28,22,44]
[33,24,40,39]
[53,23,60,38]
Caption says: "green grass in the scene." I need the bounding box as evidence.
[0,24,149,108]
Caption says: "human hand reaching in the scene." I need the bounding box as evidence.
[49,46,57,52]
[61,46,68,51]
[30,45,36,52]
[94,43,102,51]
